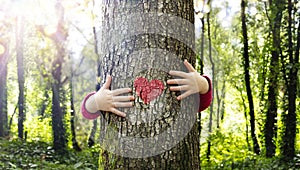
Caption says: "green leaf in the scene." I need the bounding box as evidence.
[74,162,83,168]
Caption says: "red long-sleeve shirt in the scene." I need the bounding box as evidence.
[81,75,212,120]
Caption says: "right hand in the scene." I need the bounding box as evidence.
[94,75,134,117]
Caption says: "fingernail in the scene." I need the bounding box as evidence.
[177,96,181,100]
[121,113,126,117]
[128,88,132,92]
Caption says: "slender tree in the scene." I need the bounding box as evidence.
[206,0,214,161]
[281,0,299,160]
[241,0,260,155]
[265,0,285,157]
[38,0,69,152]
[70,69,81,151]
[88,0,100,147]
[0,40,9,137]
[16,16,26,140]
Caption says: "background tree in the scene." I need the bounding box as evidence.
[16,16,26,140]
[281,0,299,160]
[265,0,285,158]
[0,39,9,138]
[241,0,260,155]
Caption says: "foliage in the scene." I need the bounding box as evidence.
[0,138,99,170]
[200,130,300,169]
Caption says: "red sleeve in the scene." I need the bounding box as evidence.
[81,92,102,120]
[198,75,212,112]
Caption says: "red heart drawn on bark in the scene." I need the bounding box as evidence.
[134,77,164,104]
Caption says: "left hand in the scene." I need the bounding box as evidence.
[167,60,209,100]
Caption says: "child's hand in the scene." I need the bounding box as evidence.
[167,60,209,100]
[93,75,134,117]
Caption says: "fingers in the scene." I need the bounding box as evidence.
[169,70,188,78]
[113,102,133,108]
[112,88,132,96]
[110,108,126,117]
[176,91,192,100]
[103,75,112,89]
[167,79,188,85]
[169,85,189,92]
[183,59,196,72]
[113,96,134,102]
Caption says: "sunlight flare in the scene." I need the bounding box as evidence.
[0,44,5,55]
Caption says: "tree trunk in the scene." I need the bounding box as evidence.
[97,1,200,169]
[88,6,101,146]
[282,0,299,160]
[241,0,260,155]
[16,16,26,140]
[0,41,9,137]
[206,9,214,161]
[265,0,284,157]
[70,71,81,151]
[51,0,67,152]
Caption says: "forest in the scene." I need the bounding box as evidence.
[0,0,299,169]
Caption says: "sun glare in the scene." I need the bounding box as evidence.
[0,44,5,56]
[1,0,57,26]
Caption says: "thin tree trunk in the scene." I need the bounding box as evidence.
[241,0,260,155]
[16,16,25,140]
[39,88,49,117]
[0,41,9,137]
[197,3,205,167]
[50,0,67,153]
[282,0,299,159]
[265,0,284,157]
[88,0,100,146]
[98,1,200,169]
[206,9,214,161]
[234,84,251,151]
[70,71,81,151]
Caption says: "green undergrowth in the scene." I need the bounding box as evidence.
[0,138,99,170]
[0,137,299,170]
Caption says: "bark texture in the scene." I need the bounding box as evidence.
[97,0,200,169]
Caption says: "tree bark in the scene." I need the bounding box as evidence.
[97,1,200,169]
[0,41,9,137]
[70,70,81,151]
[206,9,214,161]
[265,0,284,157]
[16,16,26,140]
[88,3,101,146]
[241,0,260,155]
[282,0,299,160]
[50,0,67,152]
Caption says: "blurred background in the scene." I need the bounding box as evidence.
[0,0,299,169]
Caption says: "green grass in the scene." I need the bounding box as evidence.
[0,137,299,170]
[0,138,99,170]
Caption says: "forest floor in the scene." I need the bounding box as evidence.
[0,138,99,170]
[0,138,299,170]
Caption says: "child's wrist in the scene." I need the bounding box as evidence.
[198,75,209,94]
[85,94,99,114]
